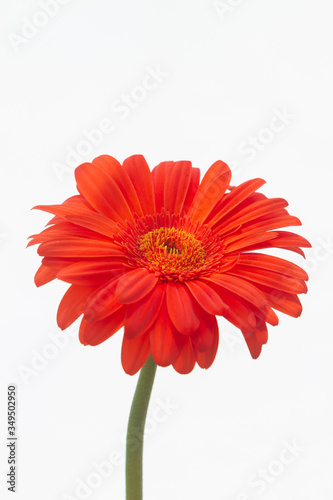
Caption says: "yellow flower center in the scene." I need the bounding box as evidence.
[116,211,229,282]
[139,227,206,276]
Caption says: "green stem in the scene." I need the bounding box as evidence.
[126,355,157,500]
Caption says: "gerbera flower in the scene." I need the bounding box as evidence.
[29,155,310,375]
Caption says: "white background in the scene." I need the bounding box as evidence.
[1,0,332,499]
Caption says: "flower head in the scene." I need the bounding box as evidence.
[29,155,310,374]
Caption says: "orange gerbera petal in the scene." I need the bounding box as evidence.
[242,329,263,359]
[124,284,165,339]
[34,264,57,287]
[57,285,95,330]
[188,160,231,222]
[37,238,124,258]
[237,253,308,280]
[219,294,257,335]
[92,155,144,217]
[163,161,192,215]
[79,307,126,346]
[116,268,158,304]
[202,274,268,311]
[254,284,303,318]
[152,160,195,215]
[206,178,266,226]
[221,215,302,245]
[192,324,219,369]
[166,281,200,335]
[30,155,310,373]
[152,161,169,212]
[224,231,279,254]
[172,338,196,374]
[228,265,307,294]
[191,305,218,352]
[182,167,200,215]
[83,276,123,322]
[150,299,181,366]
[121,332,150,375]
[28,221,108,246]
[64,213,119,239]
[122,155,155,215]
[185,279,228,316]
[214,198,289,235]
[56,260,124,286]
[75,162,135,225]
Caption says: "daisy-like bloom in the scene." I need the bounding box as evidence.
[29,155,310,375]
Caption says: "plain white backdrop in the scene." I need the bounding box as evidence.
[1,0,332,499]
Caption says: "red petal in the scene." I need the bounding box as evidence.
[238,242,306,258]
[150,299,180,366]
[37,239,124,258]
[255,284,303,318]
[218,293,256,334]
[28,221,107,246]
[164,161,192,214]
[182,167,200,215]
[121,334,151,375]
[124,284,165,339]
[56,261,125,286]
[41,257,78,271]
[92,155,143,217]
[166,282,200,335]
[228,265,307,294]
[116,268,158,304]
[152,161,171,213]
[263,231,311,249]
[215,198,289,235]
[57,285,95,330]
[224,231,279,254]
[191,306,218,352]
[65,213,119,239]
[208,178,266,227]
[254,319,268,345]
[192,323,219,369]
[34,265,57,287]
[262,306,279,326]
[202,274,268,310]
[33,195,93,220]
[237,253,308,280]
[172,338,196,374]
[226,215,302,239]
[188,161,231,222]
[79,307,125,346]
[185,279,228,315]
[75,162,135,225]
[84,276,123,322]
[122,155,155,215]
[242,329,262,359]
